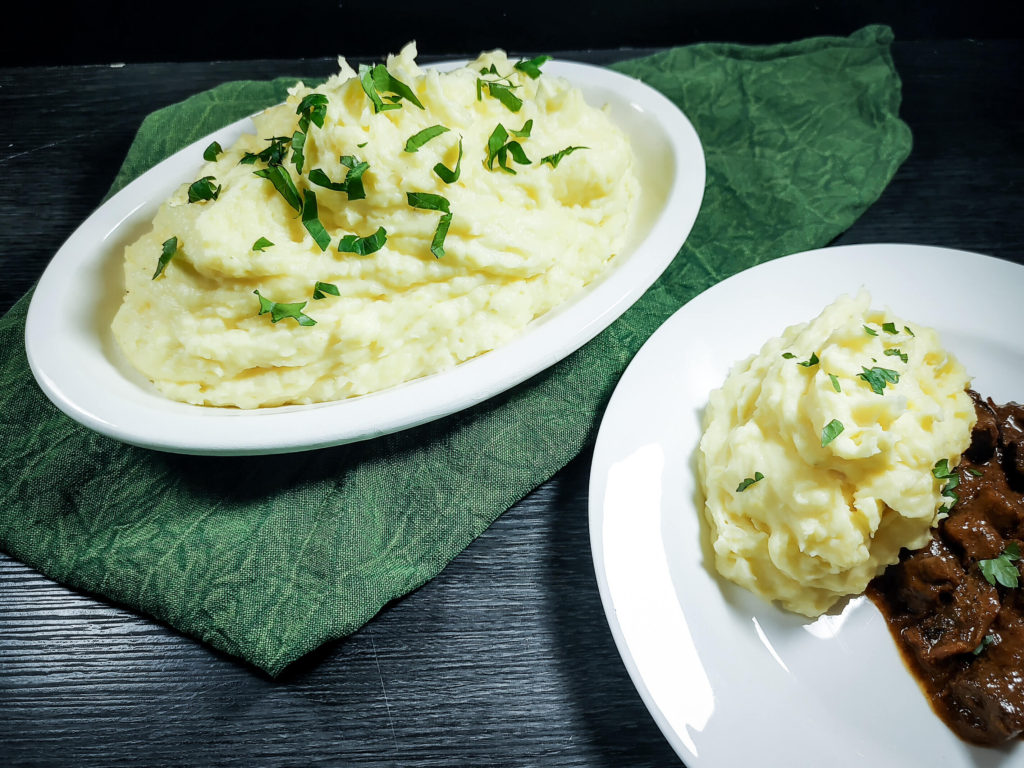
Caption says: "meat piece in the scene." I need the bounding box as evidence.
[895,539,962,614]
[945,618,1024,745]
[966,391,999,463]
[901,571,1000,662]
[942,511,1005,561]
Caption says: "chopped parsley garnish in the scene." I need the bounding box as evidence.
[857,366,900,395]
[337,226,387,255]
[254,165,302,212]
[301,189,331,252]
[486,123,531,174]
[312,281,340,299]
[511,119,533,138]
[254,290,316,326]
[967,467,983,477]
[407,191,451,213]
[240,135,292,166]
[187,176,221,203]
[152,236,179,279]
[296,93,328,132]
[356,141,368,148]
[431,212,452,259]
[863,324,878,336]
[291,130,307,174]
[904,326,915,337]
[203,141,222,162]
[884,347,909,363]
[309,155,369,201]
[476,65,523,112]
[797,352,820,368]
[979,543,1021,589]
[540,145,588,169]
[359,64,424,113]
[973,634,997,656]
[736,472,764,492]
[433,137,463,184]
[882,322,898,334]
[407,193,452,258]
[821,419,844,447]
[514,55,551,79]
[933,459,961,514]
[252,237,274,252]
[781,352,796,359]
[828,373,841,392]
[404,125,450,152]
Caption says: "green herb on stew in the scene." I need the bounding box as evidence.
[979,543,1021,589]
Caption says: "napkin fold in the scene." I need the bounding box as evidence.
[0,25,911,675]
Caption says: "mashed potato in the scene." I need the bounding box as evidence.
[112,44,637,408]
[698,291,975,616]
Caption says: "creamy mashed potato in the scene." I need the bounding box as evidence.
[698,292,975,616]
[112,44,637,408]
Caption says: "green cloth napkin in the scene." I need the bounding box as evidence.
[0,25,911,675]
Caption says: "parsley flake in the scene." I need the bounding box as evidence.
[430,212,452,259]
[254,290,316,326]
[240,135,292,166]
[312,281,340,300]
[884,348,909,363]
[797,352,820,368]
[404,125,450,152]
[254,165,302,212]
[187,176,221,203]
[203,141,222,162]
[152,236,179,279]
[821,419,844,447]
[486,123,531,174]
[514,55,552,79]
[296,93,328,132]
[828,373,841,392]
[301,189,331,252]
[973,634,997,656]
[309,155,369,201]
[863,325,878,336]
[857,366,900,395]
[904,326,915,337]
[407,191,451,214]
[252,237,274,252]
[291,130,307,175]
[360,64,424,113]
[736,472,764,492]
[540,146,588,169]
[781,352,796,359]
[979,543,1021,589]
[433,137,463,184]
[337,226,387,256]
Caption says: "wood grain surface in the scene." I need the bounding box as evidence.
[2,41,1023,767]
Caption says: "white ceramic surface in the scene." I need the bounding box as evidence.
[589,244,1024,768]
[25,59,705,455]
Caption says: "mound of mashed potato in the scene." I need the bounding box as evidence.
[112,44,638,408]
[697,291,975,616]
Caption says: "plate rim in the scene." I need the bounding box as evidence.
[24,57,706,455]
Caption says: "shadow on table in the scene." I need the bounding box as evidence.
[543,447,684,768]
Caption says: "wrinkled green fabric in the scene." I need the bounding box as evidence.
[0,26,911,675]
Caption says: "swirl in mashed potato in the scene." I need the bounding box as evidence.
[698,291,976,616]
[112,44,638,408]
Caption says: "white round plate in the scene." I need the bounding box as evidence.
[25,59,705,455]
[589,244,1024,767]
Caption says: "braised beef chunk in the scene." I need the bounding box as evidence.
[867,395,1024,746]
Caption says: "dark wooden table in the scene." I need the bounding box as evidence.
[2,41,1023,767]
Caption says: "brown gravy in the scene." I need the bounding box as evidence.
[867,390,1024,746]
